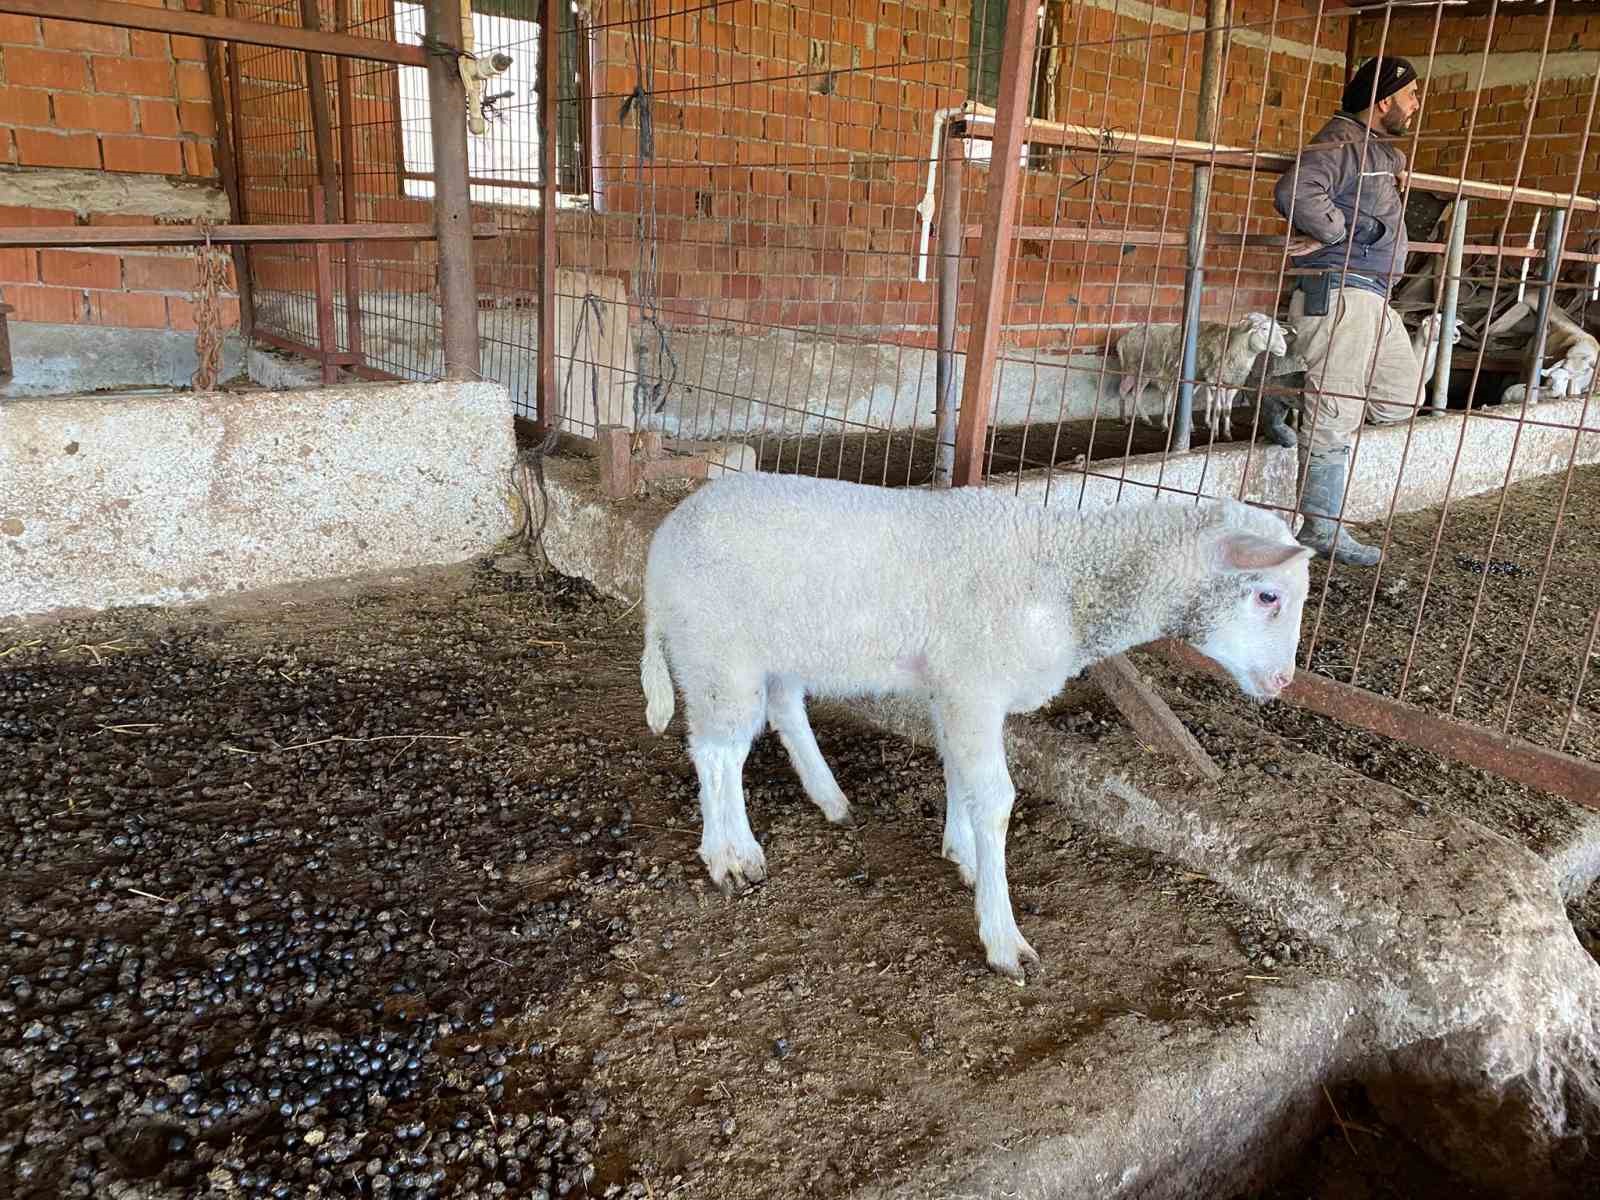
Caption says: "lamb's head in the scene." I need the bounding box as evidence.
[1417,314,1464,348]
[1245,312,1290,358]
[1179,507,1313,702]
[1542,362,1576,399]
[1565,340,1598,374]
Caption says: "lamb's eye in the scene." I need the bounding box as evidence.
[1257,589,1280,606]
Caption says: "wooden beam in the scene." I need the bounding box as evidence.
[1156,640,1600,810]
[954,106,1600,213]
[1088,655,1223,782]
[0,0,428,65]
[0,223,499,248]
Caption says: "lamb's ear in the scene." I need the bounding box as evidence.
[1215,531,1313,571]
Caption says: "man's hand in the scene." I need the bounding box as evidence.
[1397,169,1409,190]
[1284,234,1325,257]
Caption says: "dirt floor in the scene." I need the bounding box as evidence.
[5,458,1598,1198]
[0,560,1321,1200]
[1126,462,1600,858]
[747,383,1528,487]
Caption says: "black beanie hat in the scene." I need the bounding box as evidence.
[1341,56,1418,114]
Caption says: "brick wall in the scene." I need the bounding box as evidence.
[0,8,238,334]
[1357,12,1599,247]
[21,0,1350,355]
[227,0,1352,359]
[534,0,1351,351]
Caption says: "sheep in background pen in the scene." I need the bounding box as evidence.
[1499,308,1598,406]
[1410,312,1465,400]
[640,473,1312,980]
[1115,313,1290,441]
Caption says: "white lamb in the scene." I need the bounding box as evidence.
[1409,312,1464,402]
[1115,312,1290,441]
[640,474,1313,980]
[1499,308,1597,407]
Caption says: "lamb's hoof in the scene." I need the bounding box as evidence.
[702,842,768,893]
[941,846,976,889]
[985,938,1042,985]
[815,789,852,826]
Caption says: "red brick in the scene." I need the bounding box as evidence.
[91,54,173,96]
[40,249,121,290]
[183,140,215,178]
[122,253,198,292]
[0,249,37,283]
[0,14,38,43]
[87,212,156,226]
[86,290,167,328]
[176,62,210,102]
[39,18,126,53]
[0,85,51,126]
[130,30,170,57]
[3,45,88,90]
[165,295,198,330]
[171,35,207,61]
[138,99,180,136]
[52,92,134,133]
[13,128,99,168]
[178,101,215,135]
[0,204,75,226]
[101,135,184,174]
[2,283,83,323]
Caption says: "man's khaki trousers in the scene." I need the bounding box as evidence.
[1288,285,1424,455]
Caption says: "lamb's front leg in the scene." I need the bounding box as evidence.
[934,698,1037,981]
[932,716,976,887]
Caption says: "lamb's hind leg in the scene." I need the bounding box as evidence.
[686,674,768,891]
[932,716,976,888]
[934,696,1037,980]
[766,676,850,824]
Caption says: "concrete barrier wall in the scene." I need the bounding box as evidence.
[1,381,517,618]
[1345,398,1600,524]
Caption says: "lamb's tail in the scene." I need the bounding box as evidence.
[641,616,675,734]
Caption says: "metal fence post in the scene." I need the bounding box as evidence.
[1430,197,1468,411]
[424,0,480,382]
[934,125,965,486]
[950,0,1038,488]
[1173,0,1227,454]
[1524,206,1568,402]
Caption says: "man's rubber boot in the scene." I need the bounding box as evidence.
[1262,395,1297,447]
[1296,451,1381,567]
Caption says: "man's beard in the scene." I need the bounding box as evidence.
[1381,107,1412,136]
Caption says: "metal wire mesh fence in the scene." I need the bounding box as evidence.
[218,0,1600,784]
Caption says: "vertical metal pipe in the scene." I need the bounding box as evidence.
[425,0,480,381]
[334,0,364,363]
[1430,196,1468,412]
[202,23,254,341]
[1344,10,1359,87]
[933,125,965,486]
[1173,0,1226,453]
[0,302,14,383]
[537,0,559,429]
[951,0,1039,488]
[310,185,339,383]
[1524,206,1568,401]
[299,0,339,208]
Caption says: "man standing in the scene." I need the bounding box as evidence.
[1274,56,1423,567]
